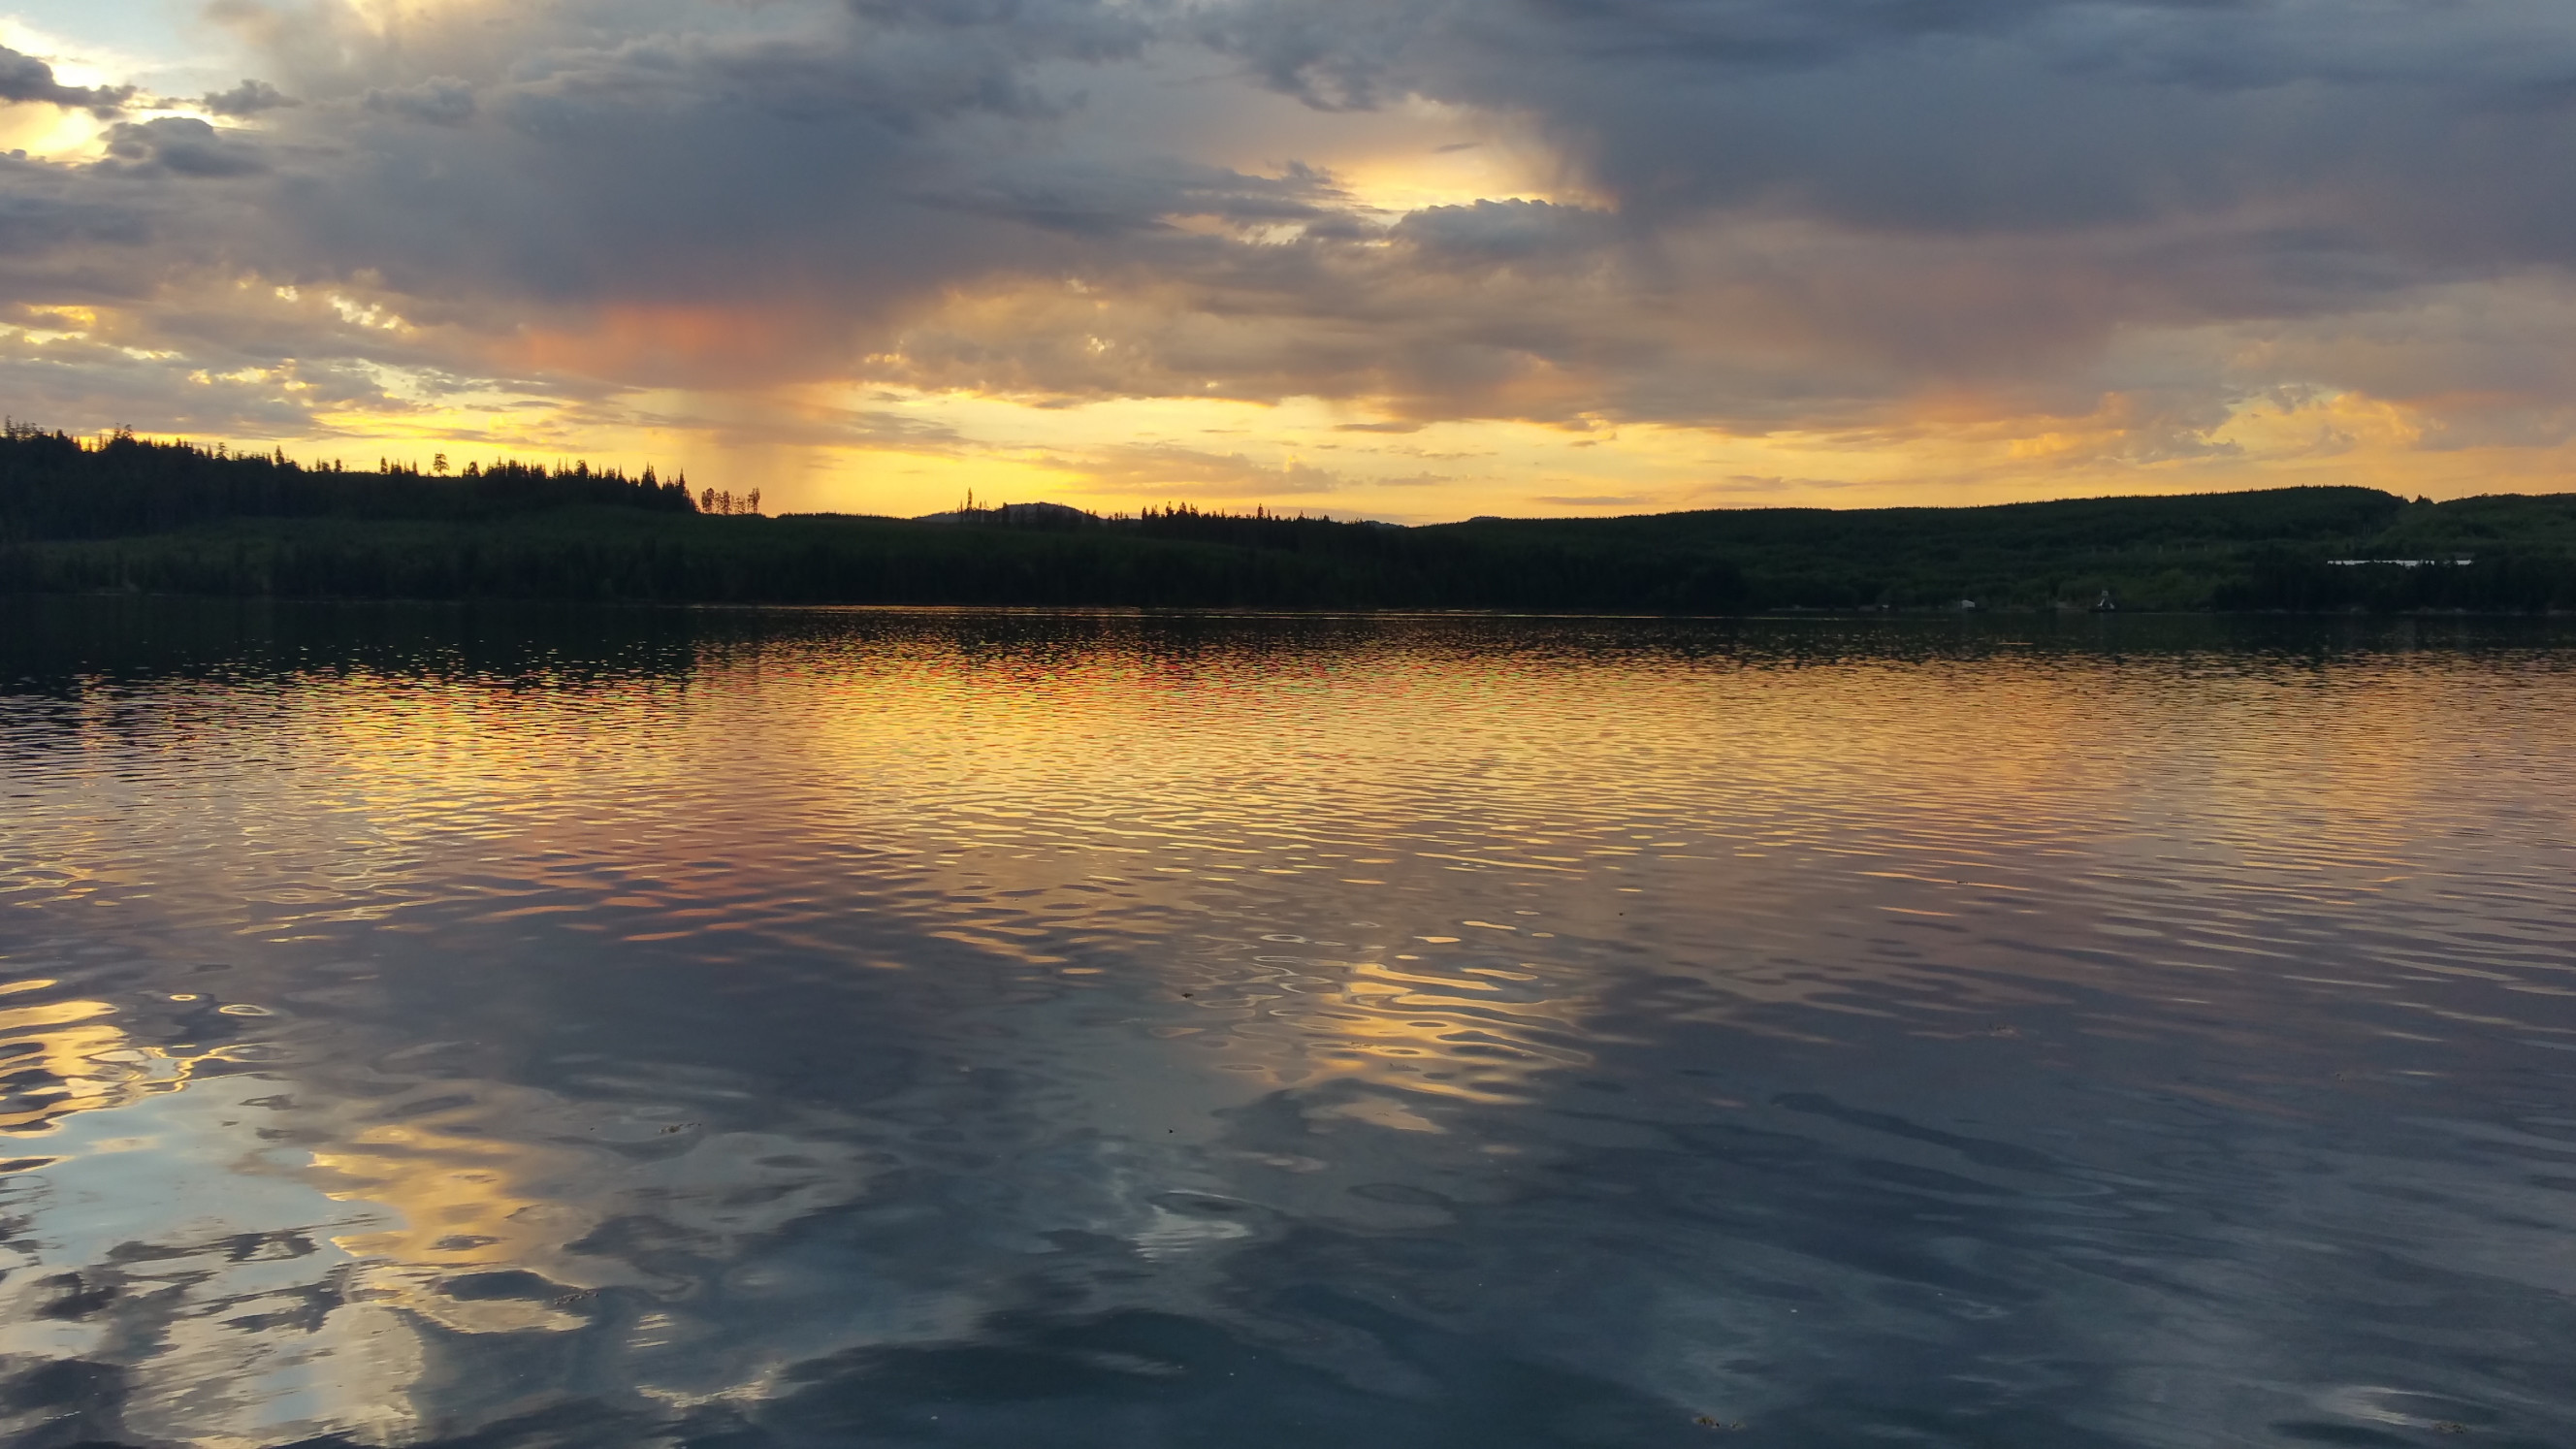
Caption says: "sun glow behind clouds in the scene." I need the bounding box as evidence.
[60,364,2576,523]
[12,0,2576,516]
[18,259,2559,519]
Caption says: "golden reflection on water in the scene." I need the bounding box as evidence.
[0,967,886,1440]
[306,1088,877,1336]
[140,639,2576,1103]
[0,980,429,1447]
[0,987,249,1139]
[15,640,2562,1148]
[2,617,2573,1444]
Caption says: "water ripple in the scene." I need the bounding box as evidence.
[0,604,2571,1446]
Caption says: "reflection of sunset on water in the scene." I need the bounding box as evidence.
[306,1084,878,1336]
[3,610,2573,1443]
[0,990,171,1136]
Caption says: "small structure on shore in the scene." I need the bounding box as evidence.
[2325,557,2474,567]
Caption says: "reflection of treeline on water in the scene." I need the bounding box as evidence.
[6,423,2575,610]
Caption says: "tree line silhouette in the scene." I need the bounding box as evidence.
[0,424,694,540]
[5,420,2574,610]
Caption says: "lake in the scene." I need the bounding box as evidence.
[2,599,2571,1448]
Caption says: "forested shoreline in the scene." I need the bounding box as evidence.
[6,426,2575,611]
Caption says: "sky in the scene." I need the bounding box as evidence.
[6,0,2576,520]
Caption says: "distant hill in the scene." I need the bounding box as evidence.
[5,427,2573,610]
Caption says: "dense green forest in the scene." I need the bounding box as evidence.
[5,425,2574,610]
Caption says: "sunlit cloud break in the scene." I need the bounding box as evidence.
[7,0,2576,519]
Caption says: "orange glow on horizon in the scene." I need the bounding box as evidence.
[16,279,2570,518]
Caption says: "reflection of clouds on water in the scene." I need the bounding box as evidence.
[0,969,912,1441]
[0,956,1485,1443]
[0,986,197,1136]
[305,1087,880,1336]
[0,983,424,1447]
[0,612,2572,1443]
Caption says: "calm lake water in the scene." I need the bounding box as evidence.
[2,600,2573,1449]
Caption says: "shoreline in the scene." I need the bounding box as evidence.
[11,590,2576,620]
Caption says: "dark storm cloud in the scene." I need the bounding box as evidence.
[364,78,476,126]
[1062,0,2576,424]
[845,0,1154,63]
[919,158,1342,236]
[98,118,271,177]
[0,154,152,253]
[0,44,135,115]
[199,79,298,117]
[215,13,1144,317]
[1389,200,1620,264]
[0,152,200,312]
[11,0,2576,446]
[1203,0,2576,263]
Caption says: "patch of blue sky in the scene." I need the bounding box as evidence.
[2,0,241,94]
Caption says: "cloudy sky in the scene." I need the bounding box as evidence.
[5,0,2576,519]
